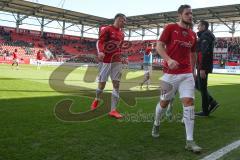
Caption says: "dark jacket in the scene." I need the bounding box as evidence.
[196,30,215,73]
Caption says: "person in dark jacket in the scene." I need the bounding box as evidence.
[195,20,219,117]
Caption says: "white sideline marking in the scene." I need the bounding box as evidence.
[200,140,240,160]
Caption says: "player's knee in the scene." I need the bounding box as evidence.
[98,86,105,90]
[98,82,106,90]
[182,98,194,106]
[160,100,169,108]
[112,81,120,89]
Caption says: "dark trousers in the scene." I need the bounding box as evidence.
[195,71,214,115]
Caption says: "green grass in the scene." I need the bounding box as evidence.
[220,147,240,160]
[0,64,240,160]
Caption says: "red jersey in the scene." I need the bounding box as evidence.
[37,51,42,60]
[97,25,124,63]
[159,23,197,74]
[145,47,152,55]
[13,52,17,59]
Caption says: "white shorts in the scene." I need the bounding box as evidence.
[37,60,41,64]
[144,65,152,75]
[160,73,195,100]
[97,62,123,82]
[13,59,19,63]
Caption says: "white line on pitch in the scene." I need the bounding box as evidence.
[200,139,240,160]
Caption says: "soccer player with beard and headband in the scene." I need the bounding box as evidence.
[90,13,126,119]
[151,5,202,153]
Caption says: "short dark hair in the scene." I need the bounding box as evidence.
[199,20,209,30]
[114,13,126,20]
[177,4,191,14]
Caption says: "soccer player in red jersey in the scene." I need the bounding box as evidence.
[12,49,19,70]
[140,44,153,89]
[151,5,202,153]
[36,50,43,70]
[90,13,126,119]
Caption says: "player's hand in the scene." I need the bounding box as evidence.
[200,70,206,79]
[167,59,179,70]
[192,68,197,80]
[98,52,105,61]
[193,72,197,80]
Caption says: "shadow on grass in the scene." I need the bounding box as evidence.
[0,84,240,160]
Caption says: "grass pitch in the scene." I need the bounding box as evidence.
[0,64,240,160]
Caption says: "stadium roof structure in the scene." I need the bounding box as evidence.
[0,0,109,27]
[127,4,240,29]
[0,0,240,37]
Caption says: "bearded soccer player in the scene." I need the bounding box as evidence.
[151,5,202,153]
[90,13,126,119]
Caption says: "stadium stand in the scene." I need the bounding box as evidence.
[214,37,240,67]
[0,26,148,64]
[0,25,240,66]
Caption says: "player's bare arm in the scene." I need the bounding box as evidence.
[98,52,105,61]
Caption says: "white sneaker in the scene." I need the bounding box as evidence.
[151,124,160,138]
[185,140,202,153]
